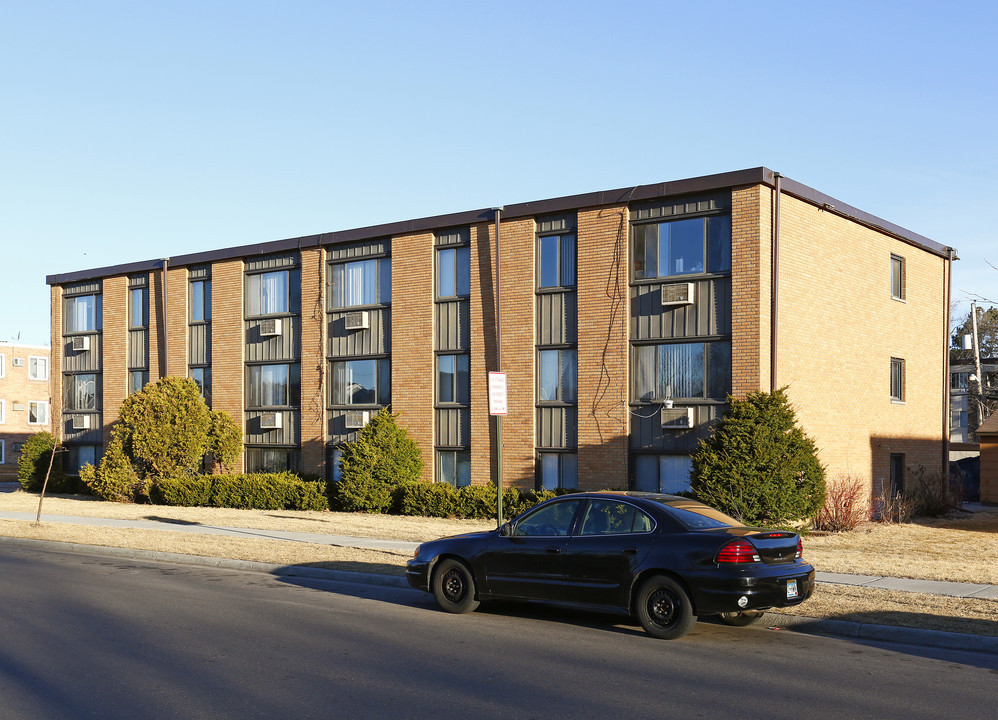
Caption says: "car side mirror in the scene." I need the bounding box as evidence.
[499,521,513,537]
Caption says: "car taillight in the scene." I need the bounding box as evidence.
[715,538,761,564]
[796,538,803,560]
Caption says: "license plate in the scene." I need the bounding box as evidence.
[786,579,799,599]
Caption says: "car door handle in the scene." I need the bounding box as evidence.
[545,546,563,554]
[623,547,638,554]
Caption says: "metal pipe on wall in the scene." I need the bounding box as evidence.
[161,257,169,377]
[771,173,782,392]
[492,207,504,526]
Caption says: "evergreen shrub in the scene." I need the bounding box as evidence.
[17,432,74,493]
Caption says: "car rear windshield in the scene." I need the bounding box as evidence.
[655,499,744,530]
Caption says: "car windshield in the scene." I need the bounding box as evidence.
[655,499,744,530]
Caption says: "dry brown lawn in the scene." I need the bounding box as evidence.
[2,490,997,637]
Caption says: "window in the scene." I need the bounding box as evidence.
[635,454,693,494]
[538,452,578,490]
[890,357,905,402]
[634,341,731,401]
[0,439,4,464]
[0,400,5,424]
[538,233,575,289]
[190,279,211,322]
[437,354,470,404]
[29,401,48,425]
[951,371,970,391]
[330,258,391,308]
[248,364,300,407]
[332,359,390,405]
[512,499,581,537]
[437,246,470,298]
[246,270,294,316]
[951,409,968,429]
[579,499,654,535]
[891,254,905,300]
[28,356,49,381]
[538,349,577,403]
[129,287,148,328]
[0,353,5,377]
[246,447,299,474]
[66,294,99,333]
[128,371,149,396]
[66,445,99,475]
[437,450,471,487]
[68,374,97,410]
[190,367,211,403]
[633,216,731,280]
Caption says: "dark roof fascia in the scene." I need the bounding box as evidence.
[46,166,949,285]
[777,177,951,258]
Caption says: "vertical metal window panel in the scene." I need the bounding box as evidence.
[891,255,905,299]
[891,358,905,401]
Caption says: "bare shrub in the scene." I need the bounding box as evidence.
[875,488,916,524]
[814,476,869,532]
[910,466,962,518]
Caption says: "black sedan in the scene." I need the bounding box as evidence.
[407,491,814,639]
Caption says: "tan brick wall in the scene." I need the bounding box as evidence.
[211,259,245,472]
[299,247,326,476]
[469,217,536,489]
[0,343,53,480]
[731,184,772,396]
[391,231,435,482]
[772,192,948,500]
[166,266,188,378]
[576,204,629,490]
[102,275,128,446]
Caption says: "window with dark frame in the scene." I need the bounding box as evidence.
[632,215,731,280]
[189,269,212,405]
[634,341,732,402]
[890,357,905,402]
[891,254,905,300]
[330,257,391,308]
[538,232,576,289]
[331,358,390,406]
[437,449,471,488]
[247,363,300,408]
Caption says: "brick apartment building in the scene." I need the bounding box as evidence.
[0,343,52,481]
[45,168,955,503]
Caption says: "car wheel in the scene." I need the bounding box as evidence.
[432,559,480,614]
[636,575,696,640]
[718,610,766,627]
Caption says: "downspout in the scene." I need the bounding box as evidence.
[492,207,504,527]
[770,173,782,392]
[161,257,169,377]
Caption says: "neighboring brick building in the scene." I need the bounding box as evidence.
[45,168,955,504]
[977,413,998,504]
[0,343,52,481]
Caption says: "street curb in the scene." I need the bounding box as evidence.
[3,535,996,654]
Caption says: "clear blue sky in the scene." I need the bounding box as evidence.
[2,0,995,347]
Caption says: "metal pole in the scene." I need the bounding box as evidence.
[770,172,782,393]
[493,207,504,528]
[971,301,985,435]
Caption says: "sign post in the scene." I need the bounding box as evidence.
[488,371,507,527]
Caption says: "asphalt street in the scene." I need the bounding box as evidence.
[1,543,995,720]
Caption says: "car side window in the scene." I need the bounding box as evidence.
[512,500,580,537]
[579,500,655,535]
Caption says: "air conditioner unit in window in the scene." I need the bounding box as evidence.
[12,358,25,367]
[72,415,91,430]
[344,410,371,429]
[71,336,91,352]
[344,311,369,331]
[12,443,24,452]
[662,282,695,307]
[661,406,694,430]
[260,318,282,336]
[259,412,282,430]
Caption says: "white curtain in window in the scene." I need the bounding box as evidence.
[260,272,287,314]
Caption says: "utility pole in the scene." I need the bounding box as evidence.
[970,301,986,437]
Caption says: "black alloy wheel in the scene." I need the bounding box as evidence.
[432,559,480,614]
[635,575,696,639]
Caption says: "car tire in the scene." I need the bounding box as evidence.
[635,575,696,640]
[432,559,480,614]
[718,610,766,627]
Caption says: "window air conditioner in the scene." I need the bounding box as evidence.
[260,318,282,336]
[344,311,370,331]
[661,406,694,430]
[12,358,25,367]
[259,412,282,430]
[344,410,371,429]
[71,336,91,352]
[662,282,695,307]
[72,415,91,430]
